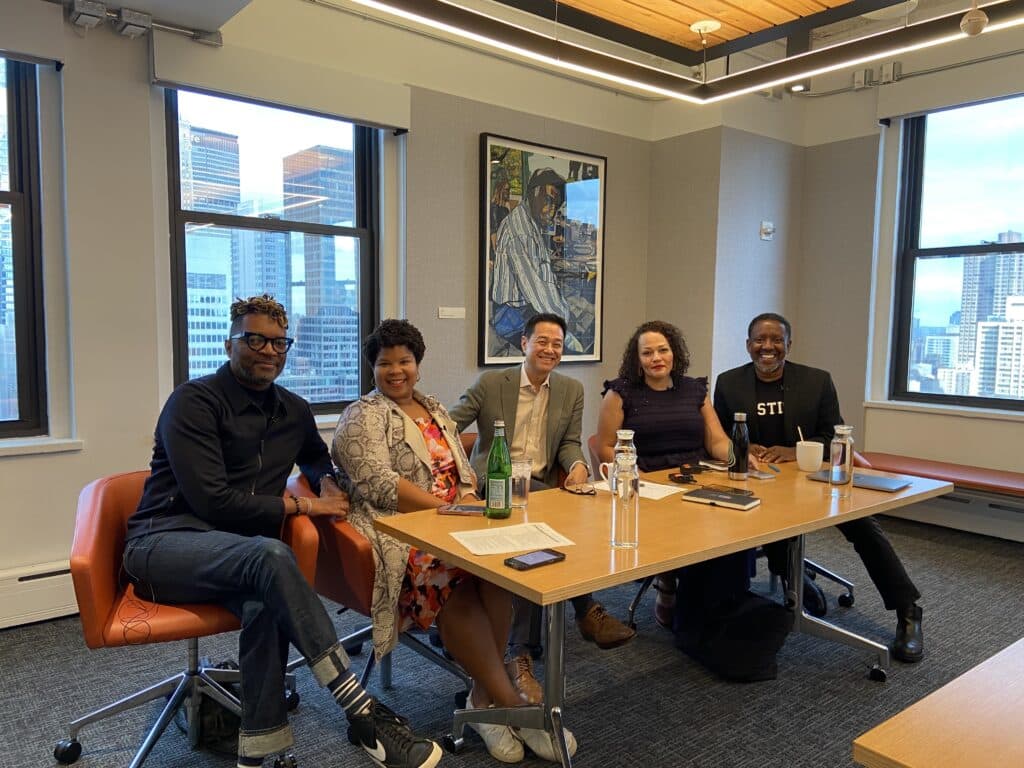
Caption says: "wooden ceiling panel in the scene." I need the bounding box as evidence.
[556,0,859,50]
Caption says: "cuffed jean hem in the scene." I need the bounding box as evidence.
[238,723,294,758]
[310,640,351,687]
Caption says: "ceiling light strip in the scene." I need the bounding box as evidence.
[339,0,1024,104]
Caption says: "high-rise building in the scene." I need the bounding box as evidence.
[282,146,359,402]
[975,320,1024,398]
[179,123,241,214]
[179,123,241,379]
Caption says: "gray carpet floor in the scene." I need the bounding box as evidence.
[2,517,1022,768]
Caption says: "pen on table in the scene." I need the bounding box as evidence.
[766,463,781,473]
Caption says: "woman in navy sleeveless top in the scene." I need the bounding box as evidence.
[597,321,749,629]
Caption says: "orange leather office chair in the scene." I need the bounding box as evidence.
[287,475,471,697]
[54,470,318,767]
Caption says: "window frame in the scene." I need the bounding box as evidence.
[165,89,378,412]
[891,111,1024,412]
[0,59,47,437]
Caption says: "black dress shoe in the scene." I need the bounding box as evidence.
[893,604,924,662]
[802,573,828,618]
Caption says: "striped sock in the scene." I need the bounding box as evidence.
[327,668,372,719]
[237,757,261,768]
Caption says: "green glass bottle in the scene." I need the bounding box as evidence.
[486,419,512,519]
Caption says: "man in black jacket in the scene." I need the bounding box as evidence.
[713,312,923,663]
[124,295,442,768]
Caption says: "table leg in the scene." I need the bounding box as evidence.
[543,600,572,767]
[789,533,890,677]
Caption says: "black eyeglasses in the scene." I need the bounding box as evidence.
[561,483,596,496]
[229,332,295,354]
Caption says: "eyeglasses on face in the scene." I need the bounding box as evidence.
[561,482,596,496]
[229,332,295,354]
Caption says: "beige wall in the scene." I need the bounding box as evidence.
[645,128,722,378]
[711,128,804,382]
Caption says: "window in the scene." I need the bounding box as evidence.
[166,91,377,410]
[892,97,1024,410]
[0,58,46,437]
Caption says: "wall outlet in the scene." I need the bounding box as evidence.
[437,306,466,319]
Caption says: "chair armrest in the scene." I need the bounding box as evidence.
[281,514,318,585]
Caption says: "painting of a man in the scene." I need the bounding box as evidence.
[481,136,604,364]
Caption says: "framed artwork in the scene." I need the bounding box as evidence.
[479,133,605,365]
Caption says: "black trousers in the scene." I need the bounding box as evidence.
[763,516,920,611]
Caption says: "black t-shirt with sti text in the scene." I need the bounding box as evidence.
[753,374,786,448]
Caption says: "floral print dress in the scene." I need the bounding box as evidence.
[396,418,470,632]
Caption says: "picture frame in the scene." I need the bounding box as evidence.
[479,134,605,365]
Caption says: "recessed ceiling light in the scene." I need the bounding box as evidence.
[689,20,721,36]
[788,83,807,92]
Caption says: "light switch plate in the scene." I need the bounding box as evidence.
[438,306,466,319]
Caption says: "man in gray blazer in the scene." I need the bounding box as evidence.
[450,313,635,704]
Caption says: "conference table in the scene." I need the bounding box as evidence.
[375,464,952,767]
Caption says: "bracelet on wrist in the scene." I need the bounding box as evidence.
[288,494,303,516]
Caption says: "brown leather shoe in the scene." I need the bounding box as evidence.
[506,654,543,704]
[576,603,636,649]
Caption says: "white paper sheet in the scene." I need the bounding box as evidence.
[593,479,683,500]
[450,522,575,556]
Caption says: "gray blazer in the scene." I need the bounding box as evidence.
[449,365,587,488]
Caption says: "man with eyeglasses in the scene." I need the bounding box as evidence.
[450,312,635,707]
[124,295,442,768]
[490,167,584,354]
[713,312,924,663]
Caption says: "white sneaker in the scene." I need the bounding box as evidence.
[467,696,524,763]
[517,726,578,762]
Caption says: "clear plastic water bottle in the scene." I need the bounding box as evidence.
[829,424,855,498]
[728,413,749,481]
[606,448,638,548]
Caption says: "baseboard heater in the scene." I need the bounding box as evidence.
[0,560,77,629]
[885,487,1024,543]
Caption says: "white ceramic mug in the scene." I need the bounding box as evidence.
[796,441,824,472]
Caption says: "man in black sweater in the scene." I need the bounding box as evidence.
[713,312,923,663]
[125,295,442,768]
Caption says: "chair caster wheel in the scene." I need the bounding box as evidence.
[273,752,299,768]
[286,690,300,710]
[868,665,887,682]
[454,690,468,709]
[54,739,82,764]
[441,735,464,754]
[838,593,854,608]
[343,641,364,656]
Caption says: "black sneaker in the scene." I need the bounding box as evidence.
[347,700,442,768]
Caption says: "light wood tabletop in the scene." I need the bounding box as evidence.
[852,638,1024,768]
[374,463,952,605]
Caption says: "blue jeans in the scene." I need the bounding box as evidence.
[123,530,352,758]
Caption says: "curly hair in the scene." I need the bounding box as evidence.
[617,320,690,386]
[230,294,288,333]
[363,319,426,365]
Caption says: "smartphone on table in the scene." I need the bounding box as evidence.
[437,503,485,516]
[504,549,566,570]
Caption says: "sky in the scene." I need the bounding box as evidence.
[912,95,1024,325]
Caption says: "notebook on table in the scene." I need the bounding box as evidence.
[681,487,761,511]
[807,470,911,493]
